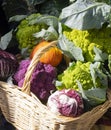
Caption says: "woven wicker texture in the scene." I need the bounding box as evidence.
[0,41,111,130]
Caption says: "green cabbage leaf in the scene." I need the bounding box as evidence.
[59,0,111,30]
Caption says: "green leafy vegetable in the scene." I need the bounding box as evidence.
[33,26,59,41]
[15,13,48,54]
[90,62,108,87]
[58,34,84,61]
[63,26,111,62]
[9,15,27,22]
[108,54,111,73]
[59,0,111,30]
[56,61,109,106]
[28,15,59,30]
[94,47,108,62]
[0,30,13,50]
[78,81,107,106]
[39,0,69,17]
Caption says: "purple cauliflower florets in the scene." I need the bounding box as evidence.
[13,59,57,103]
[47,89,84,117]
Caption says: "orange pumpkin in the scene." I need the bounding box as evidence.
[30,40,63,67]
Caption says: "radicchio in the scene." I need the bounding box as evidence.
[0,49,18,80]
[47,89,84,117]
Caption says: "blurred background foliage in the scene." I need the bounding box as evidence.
[2,0,111,20]
[2,0,69,19]
[95,0,111,4]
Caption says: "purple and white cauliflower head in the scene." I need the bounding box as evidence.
[47,89,84,117]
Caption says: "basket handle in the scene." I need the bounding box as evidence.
[21,41,57,95]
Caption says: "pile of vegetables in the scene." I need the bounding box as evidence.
[56,61,108,106]
[1,0,111,120]
[55,0,111,112]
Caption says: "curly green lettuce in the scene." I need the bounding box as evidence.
[63,27,111,62]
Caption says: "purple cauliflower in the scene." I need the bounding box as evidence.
[13,59,57,103]
[47,89,84,117]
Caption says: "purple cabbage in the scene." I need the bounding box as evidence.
[47,89,84,117]
[0,49,18,81]
[13,59,57,103]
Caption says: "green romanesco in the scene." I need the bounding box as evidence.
[63,27,111,62]
[57,61,106,91]
[16,13,48,53]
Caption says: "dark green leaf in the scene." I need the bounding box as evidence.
[9,15,27,22]
[25,0,47,5]
[29,15,59,30]
[77,80,107,106]
[0,30,13,50]
[90,62,108,87]
[33,26,58,41]
[84,88,107,106]
[108,54,111,72]
[94,46,108,62]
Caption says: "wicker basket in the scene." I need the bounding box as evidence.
[91,125,111,130]
[0,41,111,130]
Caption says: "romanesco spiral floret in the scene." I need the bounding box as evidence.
[16,13,48,53]
[63,27,111,61]
[57,61,105,91]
